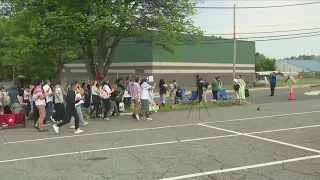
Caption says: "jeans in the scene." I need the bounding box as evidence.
[102,98,111,118]
[109,100,119,115]
[58,107,80,130]
[160,94,166,105]
[212,91,218,100]
[71,105,86,124]
[24,100,31,117]
[45,101,53,121]
[124,97,131,107]
[89,95,101,118]
[52,103,65,121]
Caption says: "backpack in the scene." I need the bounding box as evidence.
[233,83,240,91]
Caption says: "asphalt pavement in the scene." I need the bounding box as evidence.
[0,87,320,180]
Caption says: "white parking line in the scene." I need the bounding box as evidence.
[248,124,320,135]
[198,124,320,154]
[1,124,320,164]
[159,155,320,180]
[4,110,320,145]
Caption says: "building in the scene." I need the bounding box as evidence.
[276,60,311,73]
[277,59,320,72]
[62,36,255,85]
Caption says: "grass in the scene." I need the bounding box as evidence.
[123,100,233,113]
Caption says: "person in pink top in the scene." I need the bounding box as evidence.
[130,78,141,121]
[33,80,48,132]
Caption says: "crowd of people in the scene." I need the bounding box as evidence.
[0,77,159,133]
[0,74,251,133]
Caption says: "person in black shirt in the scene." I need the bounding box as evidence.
[53,80,83,134]
[197,77,204,103]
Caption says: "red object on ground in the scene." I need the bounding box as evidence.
[0,113,25,130]
[95,64,103,81]
[288,86,296,100]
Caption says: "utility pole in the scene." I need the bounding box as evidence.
[232,4,236,79]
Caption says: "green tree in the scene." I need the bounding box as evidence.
[2,0,203,79]
[0,13,81,80]
[255,53,276,71]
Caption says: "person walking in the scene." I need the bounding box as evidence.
[88,81,101,119]
[69,82,89,128]
[131,78,141,121]
[140,78,154,121]
[33,80,48,132]
[270,72,277,96]
[100,79,113,121]
[43,80,54,124]
[53,80,83,134]
[50,83,65,123]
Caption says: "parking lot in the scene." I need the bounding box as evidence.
[0,98,319,180]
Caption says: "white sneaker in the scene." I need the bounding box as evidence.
[146,118,152,121]
[53,125,59,134]
[83,121,89,126]
[74,129,83,134]
[135,114,140,121]
[50,116,56,123]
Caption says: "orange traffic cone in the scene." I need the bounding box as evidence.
[288,86,295,100]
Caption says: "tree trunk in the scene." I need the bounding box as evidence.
[97,26,107,78]
[102,37,121,78]
[82,41,95,80]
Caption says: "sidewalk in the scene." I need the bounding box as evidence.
[152,84,320,98]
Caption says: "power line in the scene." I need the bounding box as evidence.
[204,27,320,35]
[204,31,320,39]
[115,33,320,46]
[195,2,320,9]
[240,31,320,39]
[200,19,320,30]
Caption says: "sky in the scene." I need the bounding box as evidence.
[192,0,320,59]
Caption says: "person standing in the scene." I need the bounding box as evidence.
[8,85,21,113]
[23,86,31,117]
[131,78,141,121]
[33,80,48,132]
[51,83,65,123]
[158,79,167,107]
[53,80,83,134]
[140,78,154,121]
[43,80,54,124]
[123,77,133,107]
[211,77,220,102]
[196,78,204,104]
[169,80,177,106]
[270,72,277,96]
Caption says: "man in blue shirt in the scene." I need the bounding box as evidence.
[269,72,277,96]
